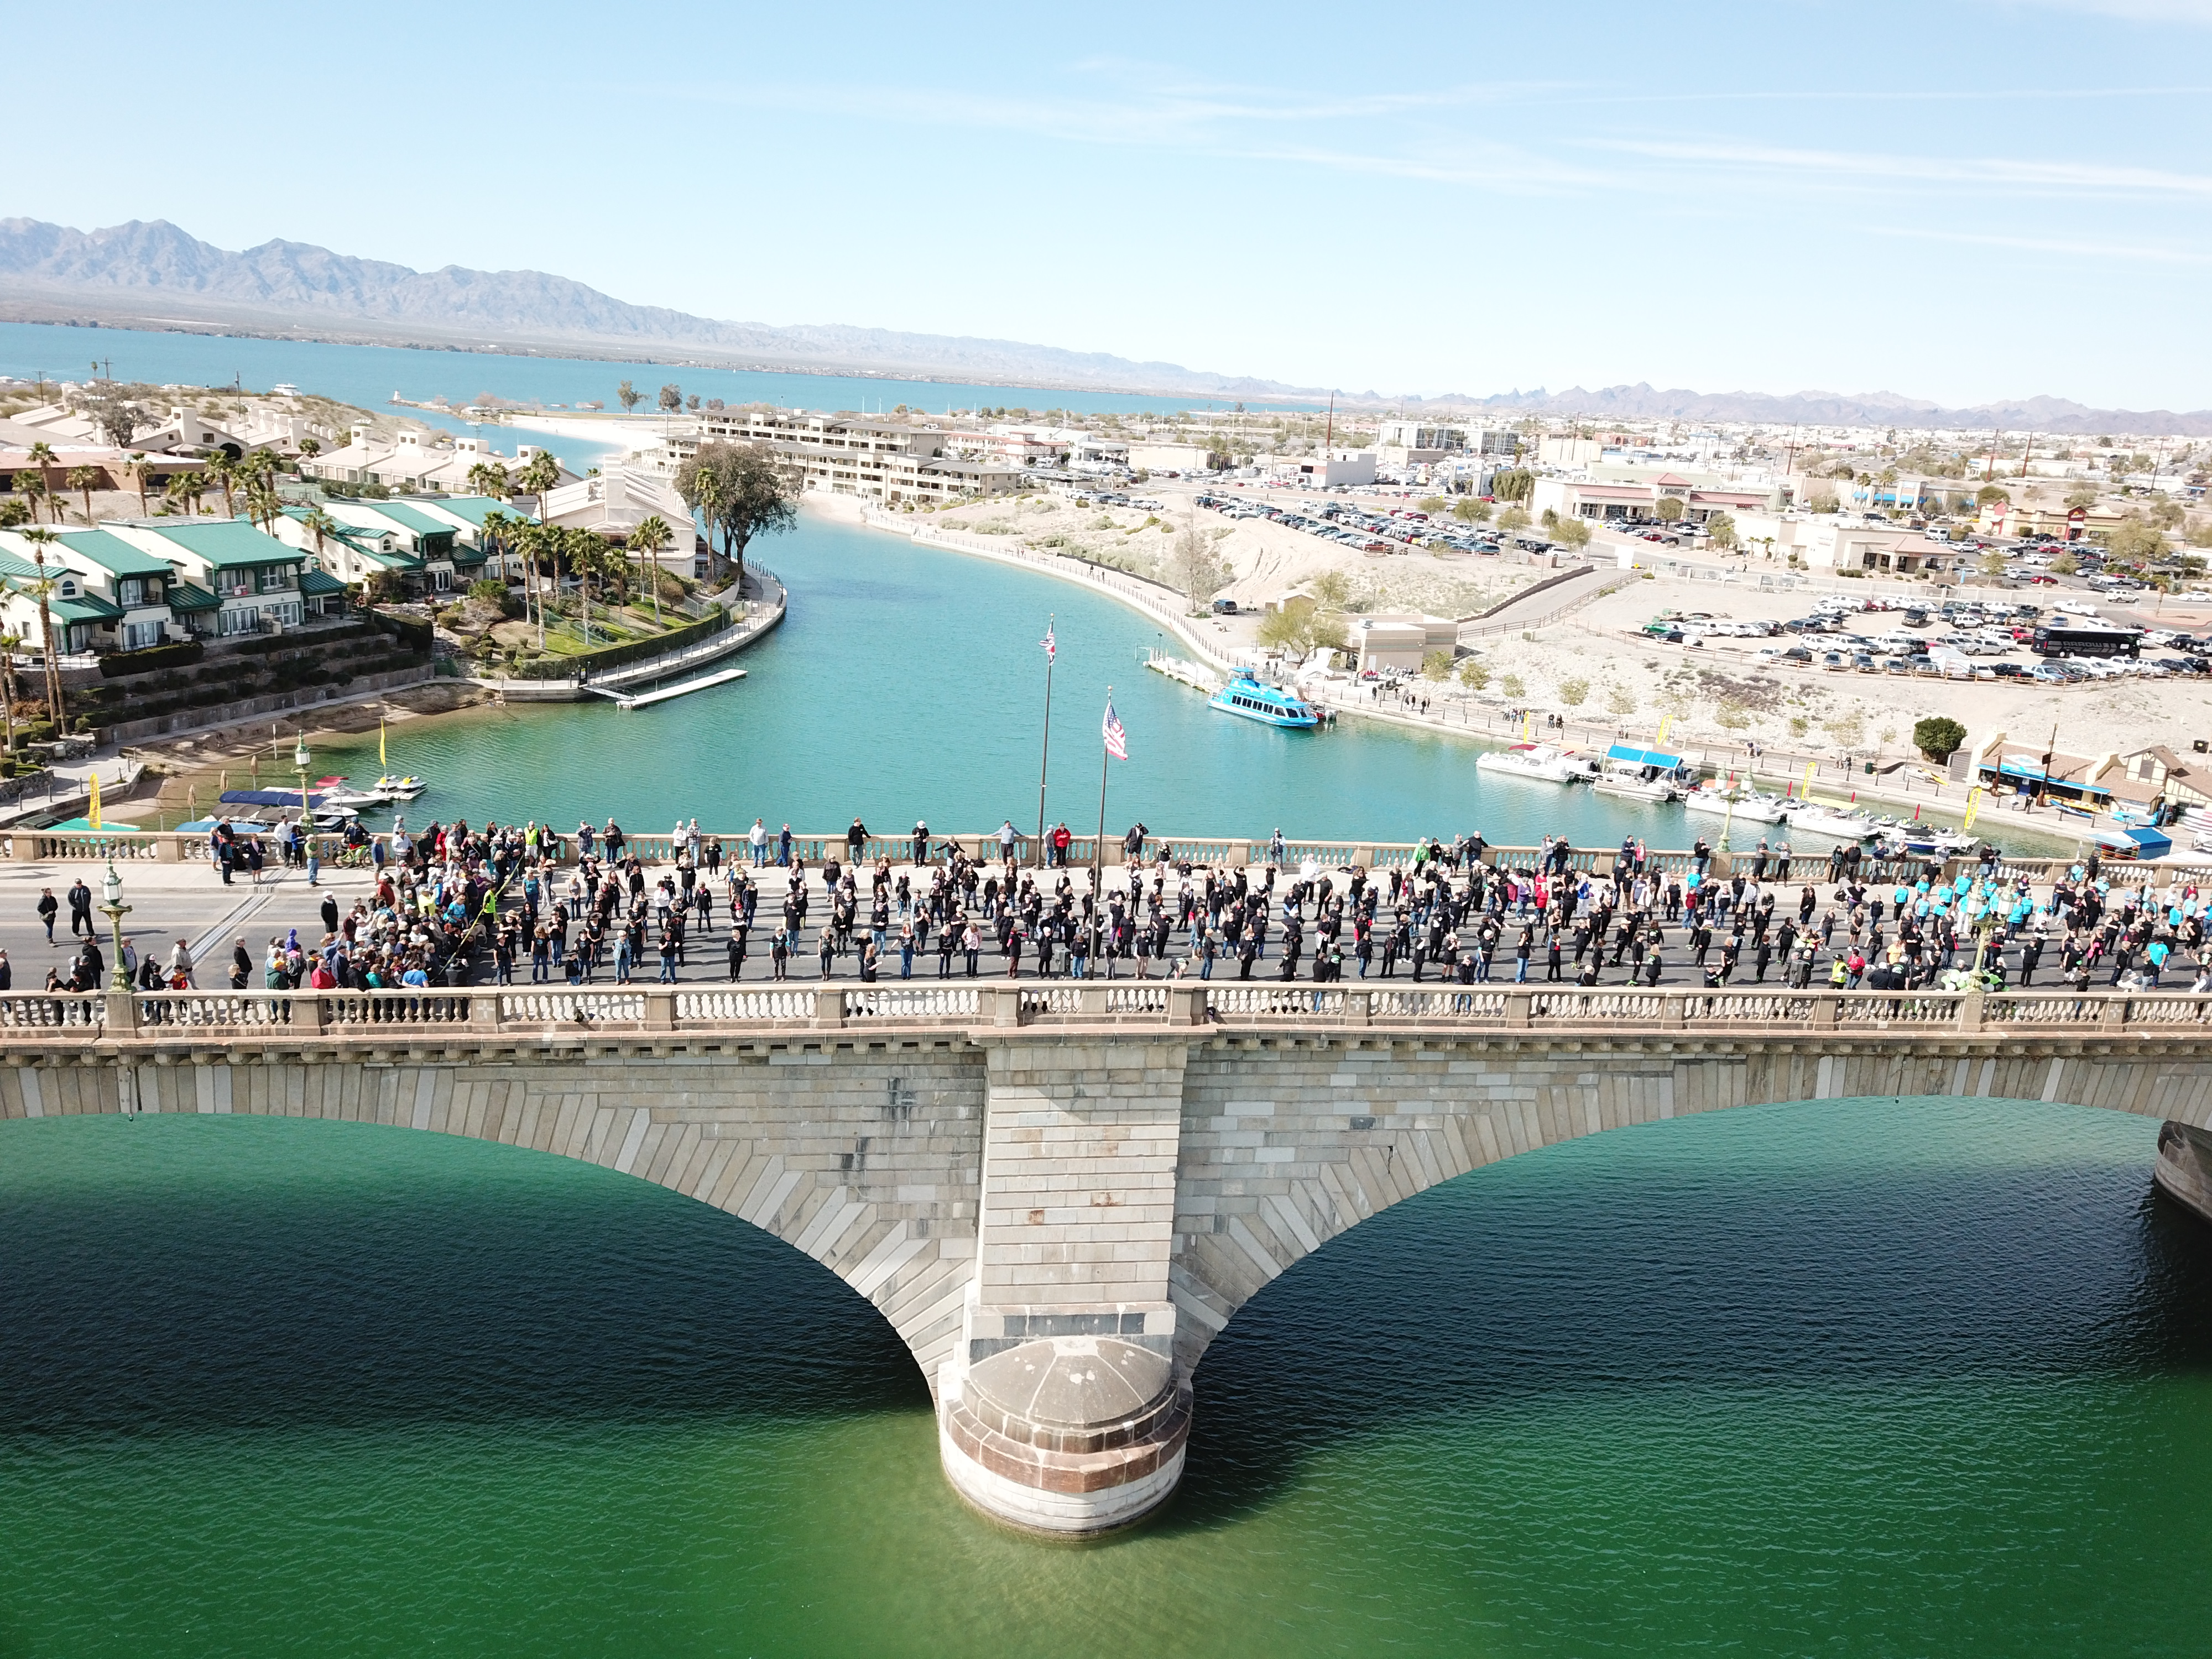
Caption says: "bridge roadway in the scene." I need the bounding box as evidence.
[5,980,2210,1533]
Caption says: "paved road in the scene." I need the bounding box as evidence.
[0,853,2138,996]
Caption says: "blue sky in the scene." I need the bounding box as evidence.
[9,1,2211,409]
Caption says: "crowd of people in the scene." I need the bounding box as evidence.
[337,817,2212,999]
[38,813,2209,1008]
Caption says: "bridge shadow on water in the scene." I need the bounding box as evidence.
[1157,1093,2212,1535]
[0,1114,932,1438]
[1,1098,2207,1531]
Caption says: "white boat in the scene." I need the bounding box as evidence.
[317,785,393,810]
[1592,742,1688,802]
[1475,743,1597,784]
[1593,760,1681,801]
[1682,784,1788,823]
[1786,802,1877,839]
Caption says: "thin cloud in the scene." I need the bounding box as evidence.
[1867,225,2212,264]
[1593,137,2212,197]
[1989,0,2212,21]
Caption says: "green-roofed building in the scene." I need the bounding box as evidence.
[107,519,307,638]
[0,527,178,653]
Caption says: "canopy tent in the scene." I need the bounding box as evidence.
[2096,826,2172,859]
[1605,743,1684,769]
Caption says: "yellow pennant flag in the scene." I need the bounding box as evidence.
[1656,713,1673,745]
[379,720,388,766]
[1961,785,1982,832]
[1521,711,1532,740]
[88,770,101,830]
[1801,760,1817,799]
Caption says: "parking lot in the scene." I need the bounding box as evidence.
[1631,589,2203,689]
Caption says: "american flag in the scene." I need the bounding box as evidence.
[1102,697,1128,761]
[1041,622,1056,662]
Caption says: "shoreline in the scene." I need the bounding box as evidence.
[836,497,2108,856]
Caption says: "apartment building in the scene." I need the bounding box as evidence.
[690,408,1022,503]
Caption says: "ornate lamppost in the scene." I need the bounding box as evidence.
[99,859,131,993]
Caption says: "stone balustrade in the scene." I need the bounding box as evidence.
[5,982,2209,1042]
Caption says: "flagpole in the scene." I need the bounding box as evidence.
[1094,685,1113,964]
[1036,614,1055,859]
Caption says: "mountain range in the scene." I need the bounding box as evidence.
[2,218,2206,433]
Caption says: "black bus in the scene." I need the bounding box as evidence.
[2031,624,2141,658]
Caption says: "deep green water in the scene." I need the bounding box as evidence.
[3,1097,2208,1657]
[302,512,2042,856]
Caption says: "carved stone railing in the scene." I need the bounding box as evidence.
[3,984,2205,1046]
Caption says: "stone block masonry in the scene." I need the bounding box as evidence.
[4,1015,2209,1535]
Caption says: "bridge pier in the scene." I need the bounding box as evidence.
[2155,1120,2212,1224]
[934,1038,1194,1535]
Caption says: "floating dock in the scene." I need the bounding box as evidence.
[585,666,748,709]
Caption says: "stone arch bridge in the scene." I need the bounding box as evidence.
[3,979,2208,1534]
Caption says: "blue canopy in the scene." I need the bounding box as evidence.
[1606,743,1683,769]
[2099,826,2173,859]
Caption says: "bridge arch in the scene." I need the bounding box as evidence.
[1165,1035,2211,1376]
[0,1044,988,1387]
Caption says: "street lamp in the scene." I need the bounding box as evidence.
[293,732,314,833]
[100,859,131,994]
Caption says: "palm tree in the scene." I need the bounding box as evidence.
[517,520,550,650]
[244,469,283,535]
[25,442,57,522]
[466,460,510,502]
[0,622,19,752]
[300,506,338,564]
[516,451,562,644]
[628,514,672,624]
[17,471,48,525]
[206,453,239,518]
[67,466,102,524]
[126,453,153,517]
[18,528,69,731]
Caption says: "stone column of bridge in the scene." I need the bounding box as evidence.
[935,1034,1193,1535]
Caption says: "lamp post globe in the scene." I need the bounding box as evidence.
[293,732,314,833]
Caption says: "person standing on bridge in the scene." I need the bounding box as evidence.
[750,817,768,866]
[847,818,868,864]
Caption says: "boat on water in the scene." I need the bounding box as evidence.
[1209,669,1318,728]
[1592,742,1690,802]
[1682,784,1789,823]
[1873,826,1980,859]
[375,774,427,801]
[1475,743,1598,784]
[1785,802,1878,839]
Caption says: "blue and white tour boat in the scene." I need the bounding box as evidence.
[1209,669,1320,728]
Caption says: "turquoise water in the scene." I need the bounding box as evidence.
[309,509,2051,855]
[2,1097,2207,1656]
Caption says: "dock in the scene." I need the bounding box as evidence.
[584,666,747,709]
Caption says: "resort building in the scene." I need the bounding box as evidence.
[300,429,570,496]
[687,409,1024,503]
[0,526,176,655]
[538,465,703,571]
[268,494,515,599]
[106,520,309,637]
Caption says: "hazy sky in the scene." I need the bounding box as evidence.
[10,1,2211,409]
